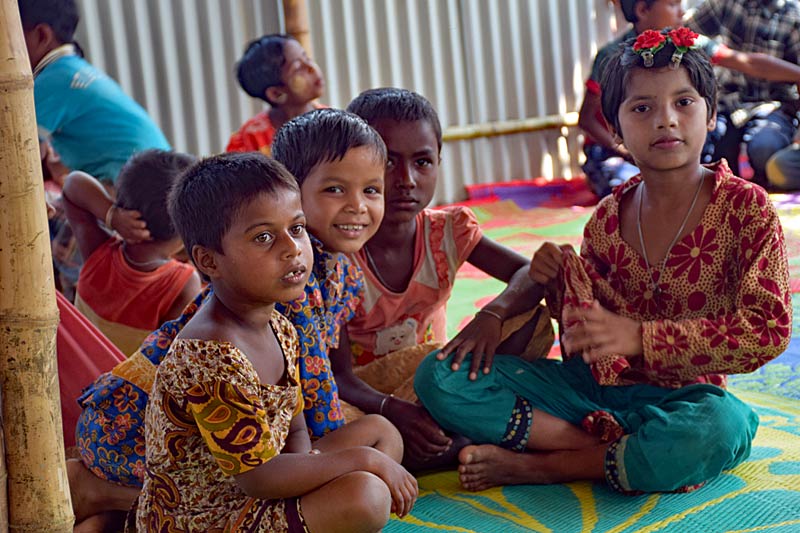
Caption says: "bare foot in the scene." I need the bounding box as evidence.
[67,459,97,523]
[66,459,139,523]
[457,444,556,491]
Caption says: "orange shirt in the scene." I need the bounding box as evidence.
[75,238,195,355]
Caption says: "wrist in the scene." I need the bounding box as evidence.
[378,393,394,416]
[104,204,116,230]
[476,307,504,322]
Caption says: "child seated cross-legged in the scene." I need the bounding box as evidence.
[339,88,554,471]
[414,28,791,493]
[63,149,202,354]
[70,110,399,530]
[227,34,325,155]
[136,152,417,531]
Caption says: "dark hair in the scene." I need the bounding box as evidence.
[600,30,717,137]
[236,34,294,105]
[346,88,443,152]
[620,0,658,24]
[115,150,197,242]
[168,152,299,268]
[18,0,79,43]
[272,108,387,185]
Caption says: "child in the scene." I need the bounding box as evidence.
[69,109,391,529]
[340,88,553,470]
[579,0,800,197]
[137,152,416,531]
[227,34,325,155]
[415,28,791,493]
[19,0,171,184]
[271,108,388,436]
[63,149,201,354]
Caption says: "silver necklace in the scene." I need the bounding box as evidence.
[636,173,705,295]
[363,244,405,293]
[121,243,168,271]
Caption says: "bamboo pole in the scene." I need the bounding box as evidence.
[283,0,313,58]
[442,112,579,143]
[0,1,73,531]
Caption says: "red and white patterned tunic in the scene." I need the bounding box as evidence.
[552,161,791,389]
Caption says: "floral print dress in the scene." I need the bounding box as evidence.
[558,160,791,388]
[136,311,305,532]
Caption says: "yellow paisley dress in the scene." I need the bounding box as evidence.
[136,311,305,532]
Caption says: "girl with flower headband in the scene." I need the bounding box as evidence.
[414,27,791,494]
[579,0,800,198]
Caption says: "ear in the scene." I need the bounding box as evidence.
[707,109,717,132]
[24,24,59,67]
[191,244,219,279]
[634,0,649,22]
[266,86,288,105]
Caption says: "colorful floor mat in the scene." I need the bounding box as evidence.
[387,187,800,533]
[387,390,800,533]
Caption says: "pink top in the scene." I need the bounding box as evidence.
[347,207,483,366]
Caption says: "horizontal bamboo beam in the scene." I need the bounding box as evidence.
[442,111,579,143]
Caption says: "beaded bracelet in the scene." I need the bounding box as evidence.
[379,394,394,415]
[476,308,503,321]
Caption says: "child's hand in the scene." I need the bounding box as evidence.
[437,310,503,379]
[385,400,452,461]
[562,300,642,363]
[371,452,418,518]
[108,206,151,243]
[529,243,574,286]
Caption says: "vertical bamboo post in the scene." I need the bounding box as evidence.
[283,0,313,58]
[0,1,73,531]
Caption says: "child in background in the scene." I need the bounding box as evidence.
[341,88,552,470]
[19,0,171,184]
[227,34,325,154]
[69,109,390,529]
[416,28,791,493]
[580,0,800,197]
[63,149,201,354]
[137,152,416,531]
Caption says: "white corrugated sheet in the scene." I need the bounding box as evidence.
[73,0,637,204]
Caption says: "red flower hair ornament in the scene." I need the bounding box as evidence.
[633,27,699,68]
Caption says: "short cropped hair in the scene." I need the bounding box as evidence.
[236,34,294,105]
[18,0,79,43]
[619,0,659,24]
[600,30,717,137]
[346,88,443,152]
[271,108,387,186]
[168,152,299,265]
[115,150,197,242]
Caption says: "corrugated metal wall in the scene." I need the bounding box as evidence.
[73,0,629,204]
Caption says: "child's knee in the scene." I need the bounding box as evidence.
[340,472,392,530]
[622,390,758,492]
[413,350,462,412]
[362,413,404,462]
